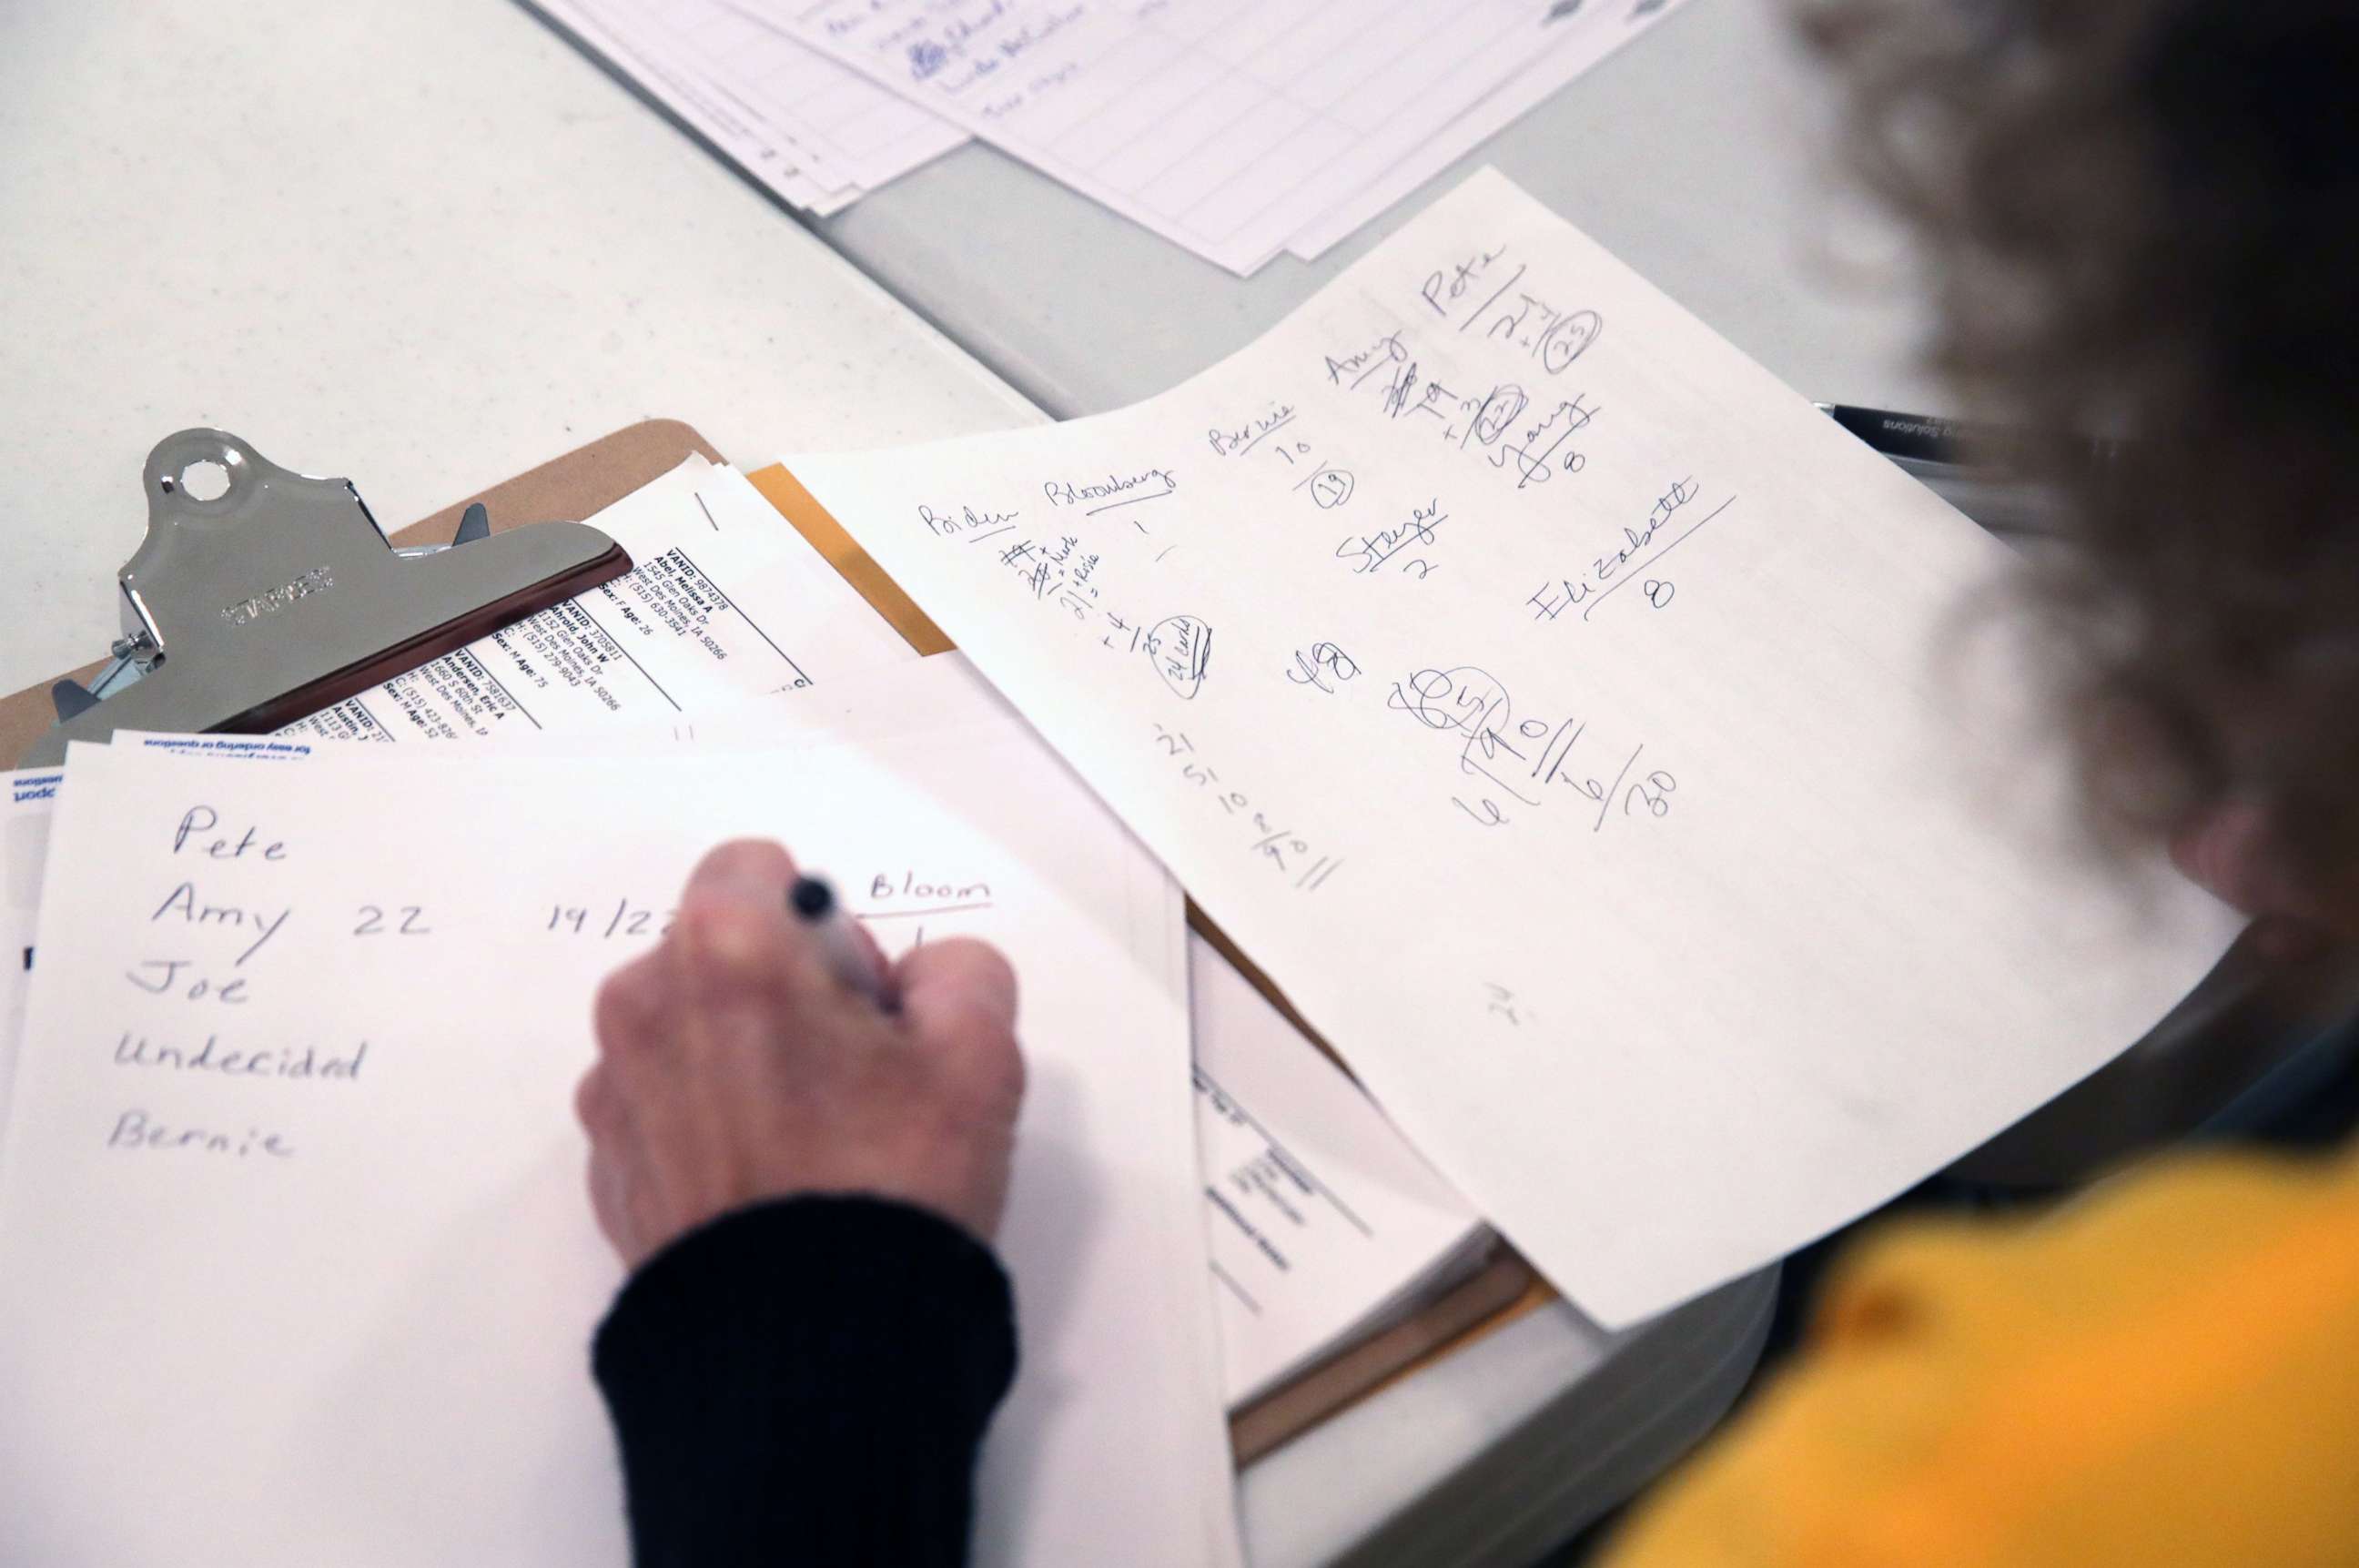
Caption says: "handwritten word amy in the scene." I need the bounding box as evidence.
[151,883,290,966]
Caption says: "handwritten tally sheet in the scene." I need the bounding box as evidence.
[0,710,1237,1567]
[783,169,2242,1326]
[748,0,1695,272]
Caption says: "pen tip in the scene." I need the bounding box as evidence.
[789,876,834,918]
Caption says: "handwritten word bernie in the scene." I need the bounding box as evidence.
[173,805,288,861]
[106,1108,295,1160]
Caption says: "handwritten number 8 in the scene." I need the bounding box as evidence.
[1643,579,1676,610]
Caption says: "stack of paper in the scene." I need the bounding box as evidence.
[0,451,1504,1562]
[0,167,2246,1563]
[527,0,968,215]
[523,0,1696,271]
[777,168,2242,1326]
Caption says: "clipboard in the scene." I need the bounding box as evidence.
[0,420,719,763]
[746,464,1547,1464]
[0,420,1541,1468]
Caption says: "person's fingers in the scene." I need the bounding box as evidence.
[679,838,800,908]
[896,937,1019,1035]
[2171,802,2292,916]
[896,937,1024,1105]
[592,951,664,1057]
[574,1061,620,1138]
[668,846,819,1008]
[586,1148,634,1263]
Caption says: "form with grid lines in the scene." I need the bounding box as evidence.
[748,0,1637,271]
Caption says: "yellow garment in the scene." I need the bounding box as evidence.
[1605,1147,2359,1567]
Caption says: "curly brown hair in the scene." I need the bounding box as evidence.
[1801,0,2359,905]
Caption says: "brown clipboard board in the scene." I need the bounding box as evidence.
[0,420,722,764]
[744,463,1550,1465]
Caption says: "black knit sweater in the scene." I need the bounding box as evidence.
[592,1196,1019,1567]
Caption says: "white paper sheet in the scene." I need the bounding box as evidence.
[1281,0,1697,263]
[781,168,2243,1326]
[469,649,1500,1408]
[0,769,60,1136]
[532,0,859,212]
[1190,935,1488,1405]
[745,0,1670,274]
[281,456,1489,1396]
[277,463,910,744]
[0,713,1236,1566]
[620,0,968,192]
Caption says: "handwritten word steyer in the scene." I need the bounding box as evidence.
[785,168,2241,1327]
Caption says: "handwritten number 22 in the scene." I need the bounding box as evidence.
[353,905,432,936]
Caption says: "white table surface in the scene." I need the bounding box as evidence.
[809,0,1943,423]
[0,0,1038,700]
[0,4,1779,1563]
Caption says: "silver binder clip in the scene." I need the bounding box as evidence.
[20,429,631,766]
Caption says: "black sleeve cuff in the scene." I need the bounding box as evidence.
[592,1195,1018,1568]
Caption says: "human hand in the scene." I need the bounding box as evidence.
[576,840,1025,1271]
[2170,802,2330,959]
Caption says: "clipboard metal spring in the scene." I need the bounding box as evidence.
[21,429,633,766]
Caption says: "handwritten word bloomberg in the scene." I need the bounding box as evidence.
[1044,467,1178,519]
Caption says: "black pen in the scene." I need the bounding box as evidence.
[789,875,896,1011]
[1816,403,2114,476]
